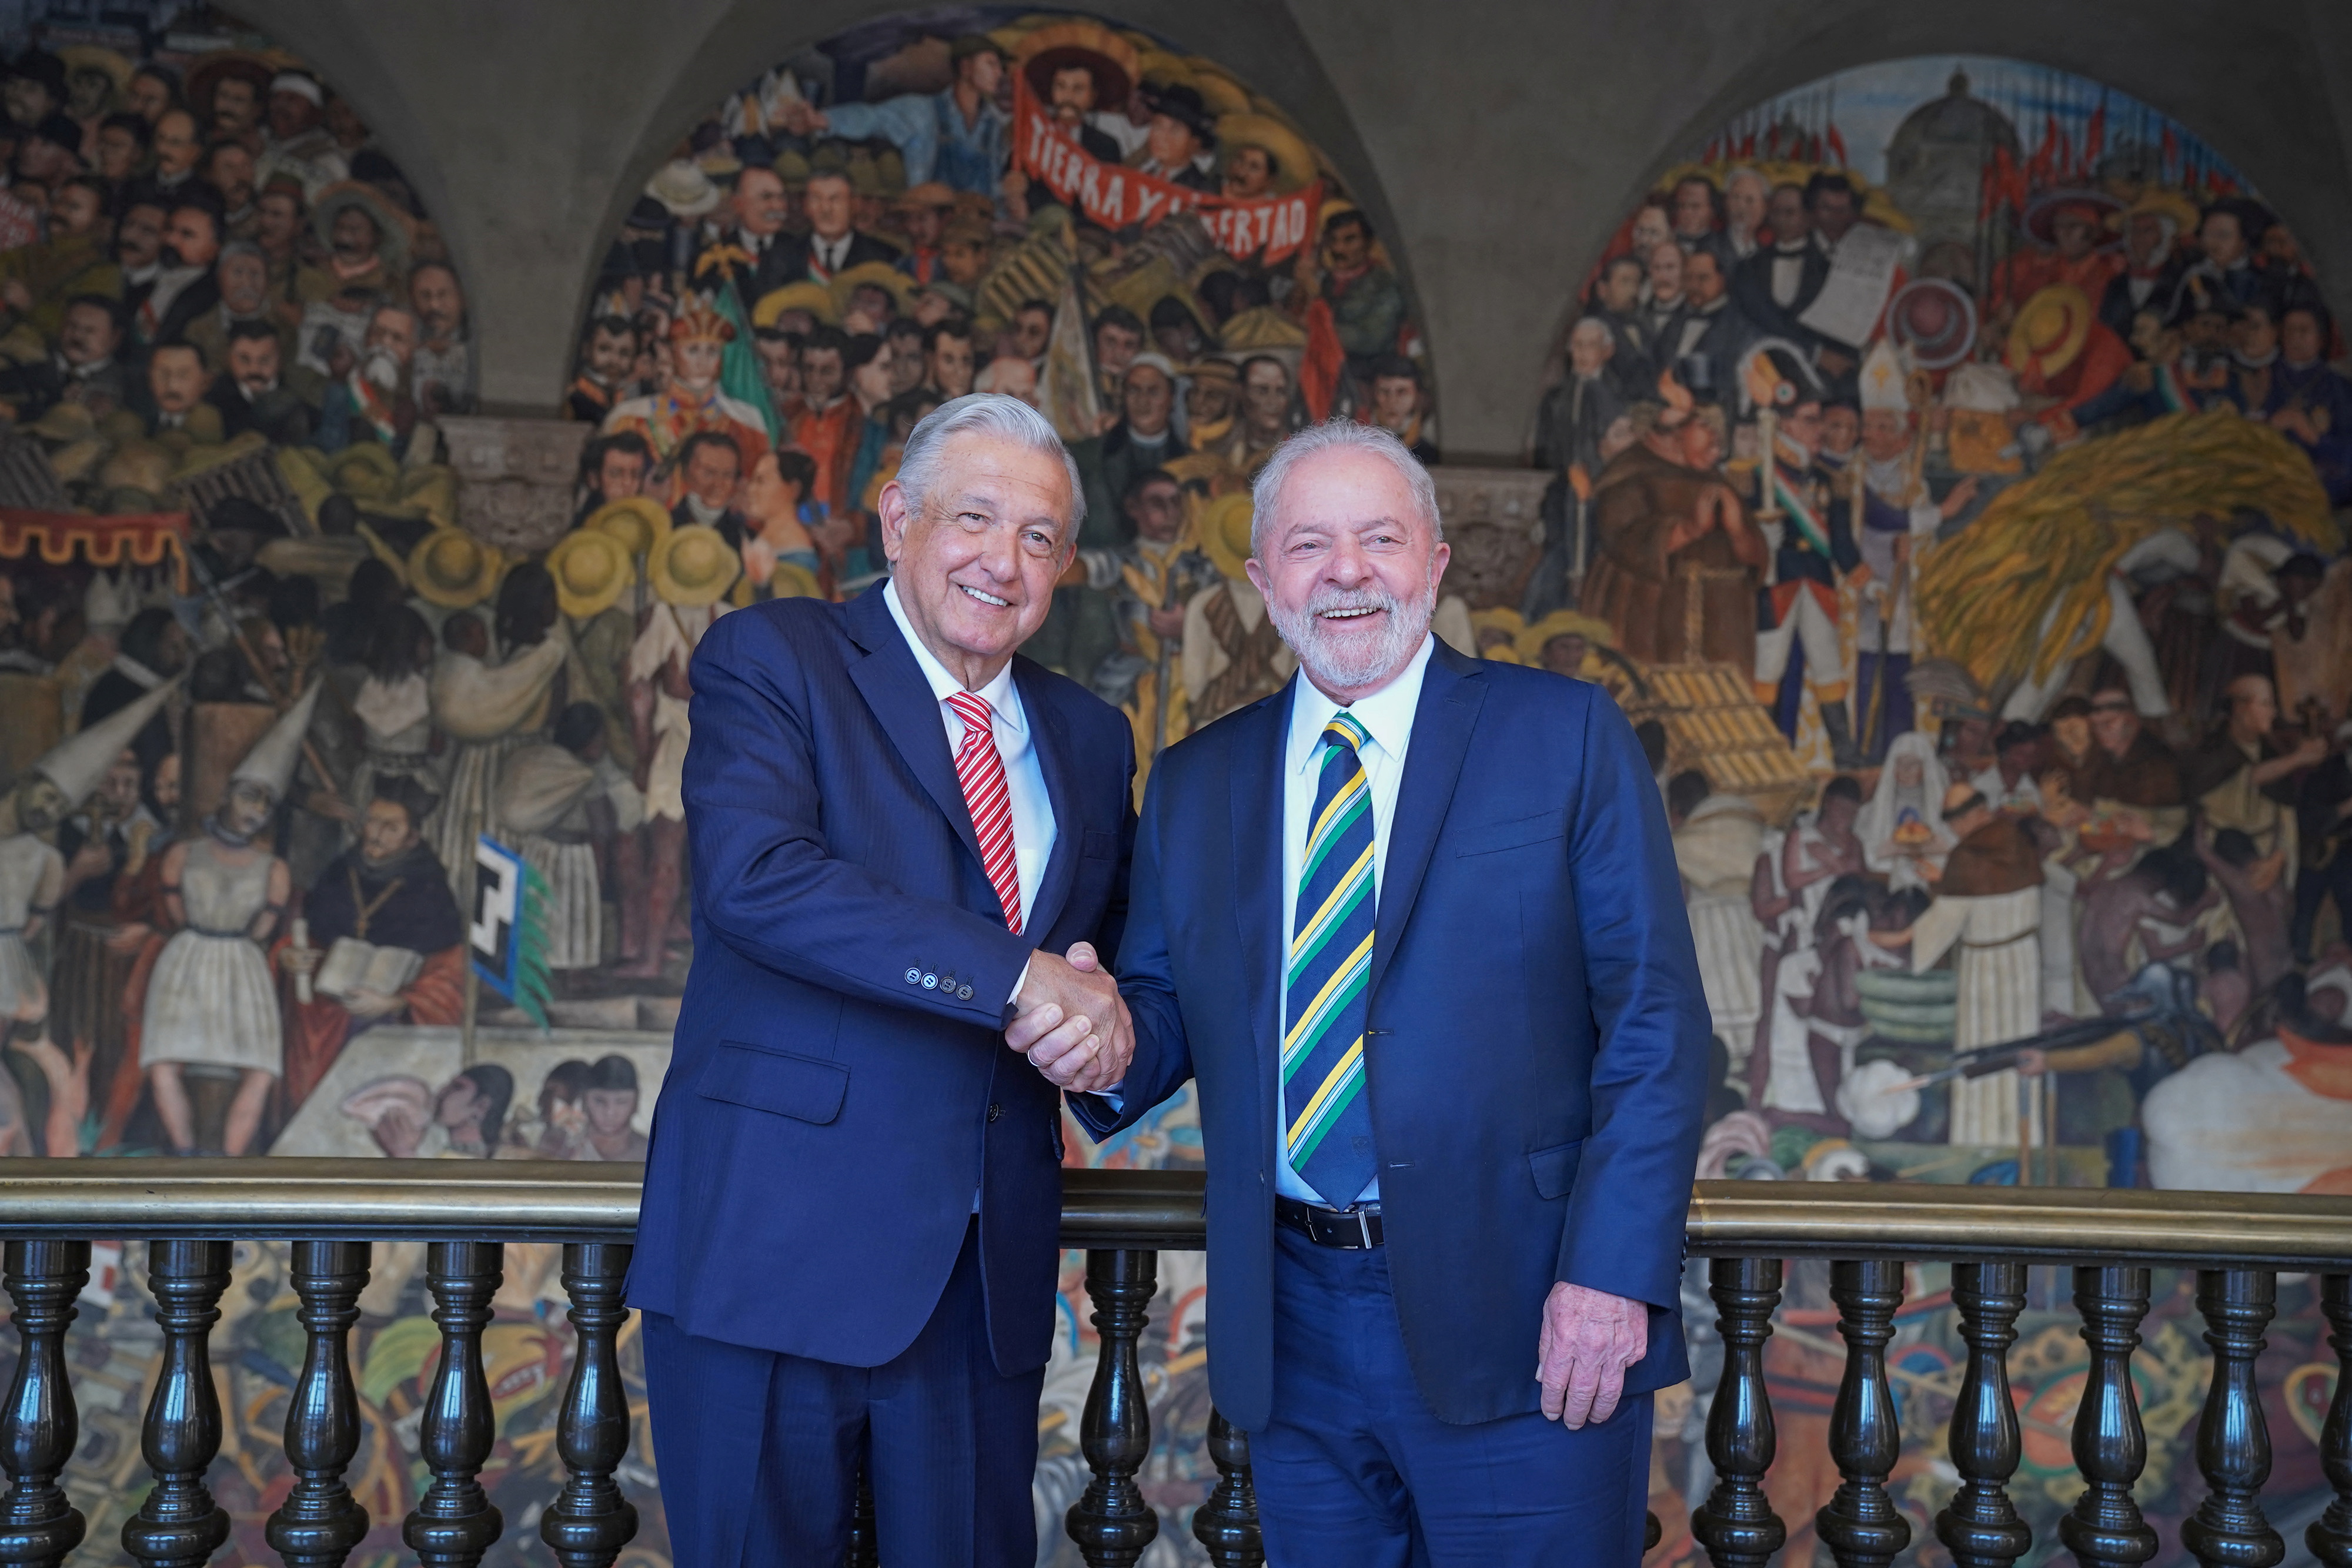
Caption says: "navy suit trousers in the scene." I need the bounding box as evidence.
[1256,1227,1653,1567]
[642,1221,1043,1567]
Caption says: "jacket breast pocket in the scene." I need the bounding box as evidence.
[697,1042,850,1125]
[1528,1138,1585,1200]
[1453,811,1567,858]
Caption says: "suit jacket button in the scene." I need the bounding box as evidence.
[957,984,974,1000]
[905,967,921,985]
[987,1104,1003,1122]
[923,973,938,989]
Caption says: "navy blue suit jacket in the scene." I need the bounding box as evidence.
[1075,643,1709,1428]
[630,586,1135,1376]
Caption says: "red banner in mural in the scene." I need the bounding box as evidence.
[1012,75,1320,263]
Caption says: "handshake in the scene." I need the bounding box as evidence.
[1007,942,1131,1095]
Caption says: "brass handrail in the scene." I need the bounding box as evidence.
[1,1163,2350,1268]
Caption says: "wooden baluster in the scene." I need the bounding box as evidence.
[403,1241,506,1568]
[1691,1255,1785,1568]
[0,1240,89,1568]
[121,1239,232,1568]
[1191,1407,1262,1566]
[1815,1259,1909,1568]
[2062,1266,2159,1568]
[1935,1261,2031,1568]
[2308,1275,2352,1568]
[266,1241,371,1567]
[845,1463,877,1568]
[540,1243,639,1568]
[1064,1248,1160,1567]
[2183,1269,2284,1568]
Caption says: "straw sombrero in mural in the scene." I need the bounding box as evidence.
[1515,610,1612,667]
[1886,278,1977,372]
[546,527,633,619]
[2106,186,2200,241]
[586,496,671,559]
[2006,284,2094,382]
[2021,187,2123,248]
[407,528,504,609]
[829,260,914,320]
[1198,492,1256,584]
[648,524,739,607]
[56,45,132,101]
[753,280,840,330]
[310,180,414,278]
[1214,113,1317,196]
[1015,18,1140,113]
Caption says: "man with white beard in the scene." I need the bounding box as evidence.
[1021,420,1710,1564]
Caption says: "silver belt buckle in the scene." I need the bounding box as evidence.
[1352,1209,1375,1248]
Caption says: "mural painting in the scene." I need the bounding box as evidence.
[1521,56,2352,1566]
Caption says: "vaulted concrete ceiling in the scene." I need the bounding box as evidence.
[233,0,2352,463]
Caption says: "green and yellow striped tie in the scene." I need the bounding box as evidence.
[1283,713,1378,1205]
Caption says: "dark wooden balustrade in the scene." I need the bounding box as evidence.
[0,1164,2341,1568]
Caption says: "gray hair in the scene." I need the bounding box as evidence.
[1248,418,1441,559]
[219,238,266,264]
[896,392,1086,540]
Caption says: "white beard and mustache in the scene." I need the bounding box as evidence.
[1265,570,1438,694]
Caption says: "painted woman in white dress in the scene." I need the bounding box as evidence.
[140,686,318,1156]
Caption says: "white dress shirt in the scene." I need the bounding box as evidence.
[1275,636,1434,1206]
[883,579,1057,940]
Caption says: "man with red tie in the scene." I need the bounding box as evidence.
[632,393,1138,1564]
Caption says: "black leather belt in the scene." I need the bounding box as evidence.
[1276,1195,1384,1249]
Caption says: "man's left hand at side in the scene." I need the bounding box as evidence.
[1536,1282,1649,1429]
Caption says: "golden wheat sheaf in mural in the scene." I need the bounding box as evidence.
[1919,410,2334,691]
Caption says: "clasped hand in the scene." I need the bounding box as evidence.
[1006,942,1131,1094]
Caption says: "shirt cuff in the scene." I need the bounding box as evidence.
[1008,957,1031,1008]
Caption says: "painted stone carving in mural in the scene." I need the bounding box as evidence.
[568,7,1430,786]
[1520,57,2352,1567]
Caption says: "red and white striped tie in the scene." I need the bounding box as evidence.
[946,691,1021,932]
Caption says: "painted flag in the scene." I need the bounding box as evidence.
[1826,123,1848,168]
[2082,103,2106,173]
[709,283,782,442]
[1036,268,1103,444]
[472,835,551,1032]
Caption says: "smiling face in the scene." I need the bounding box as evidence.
[878,431,1074,685]
[1248,445,1448,702]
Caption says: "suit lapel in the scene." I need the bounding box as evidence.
[843,587,988,877]
[1368,646,1486,1002]
[1013,659,1078,940]
[1228,681,1292,1111]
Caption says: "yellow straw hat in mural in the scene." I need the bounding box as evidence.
[413,531,503,606]
[408,529,504,609]
[57,45,133,100]
[329,439,402,499]
[1515,609,1612,667]
[1199,492,1257,584]
[769,559,823,600]
[649,524,740,607]
[586,496,672,558]
[828,260,914,319]
[1214,112,1317,195]
[1468,606,1526,662]
[2106,185,2201,240]
[2006,284,2094,382]
[546,527,633,619]
[752,280,840,329]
